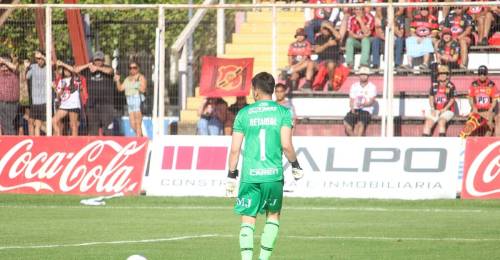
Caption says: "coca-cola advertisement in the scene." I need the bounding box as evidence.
[0,137,149,196]
[462,137,500,199]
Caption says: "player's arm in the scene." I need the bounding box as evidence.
[281,126,303,180]
[228,132,244,173]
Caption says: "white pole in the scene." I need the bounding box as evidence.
[45,6,52,136]
[180,47,188,111]
[158,7,166,137]
[271,6,277,78]
[386,4,395,137]
[381,25,389,137]
[217,0,225,56]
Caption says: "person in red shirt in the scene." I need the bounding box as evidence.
[460,65,498,138]
[405,7,439,70]
[443,7,474,69]
[467,2,495,46]
[345,7,374,69]
[0,54,20,135]
[422,65,456,137]
[282,28,312,90]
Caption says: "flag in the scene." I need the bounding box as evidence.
[199,56,253,97]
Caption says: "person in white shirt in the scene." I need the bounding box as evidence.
[52,60,84,136]
[343,66,377,136]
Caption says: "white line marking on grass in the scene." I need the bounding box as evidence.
[2,234,498,250]
[0,234,217,251]
[0,205,491,213]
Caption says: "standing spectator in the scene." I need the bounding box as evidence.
[303,22,341,90]
[52,60,85,136]
[304,0,340,45]
[345,7,374,69]
[275,83,296,120]
[0,54,19,135]
[225,96,248,135]
[17,57,32,135]
[114,61,147,137]
[26,50,47,136]
[405,7,438,70]
[394,8,406,68]
[422,65,456,137]
[283,28,311,90]
[197,97,227,135]
[467,4,495,46]
[75,51,116,136]
[343,66,377,136]
[435,29,461,69]
[460,65,498,138]
[443,7,473,69]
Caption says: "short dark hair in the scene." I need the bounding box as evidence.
[36,49,45,56]
[252,72,275,95]
[275,83,287,90]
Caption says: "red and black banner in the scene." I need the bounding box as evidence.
[200,56,253,97]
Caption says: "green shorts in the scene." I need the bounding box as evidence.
[234,181,284,217]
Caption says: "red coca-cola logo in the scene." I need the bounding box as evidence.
[0,137,148,195]
[462,139,500,199]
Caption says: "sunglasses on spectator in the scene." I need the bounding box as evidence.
[129,66,138,69]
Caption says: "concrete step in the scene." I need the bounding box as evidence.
[246,11,305,23]
[225,43,290,54]
[239,23,299,34]
[231,33,295,45]
[177,122,197,135]
[180,109,199,123]
[220,54,289,66]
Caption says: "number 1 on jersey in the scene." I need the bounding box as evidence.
[259,129,266,161]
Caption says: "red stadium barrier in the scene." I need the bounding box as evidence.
[0,137,149,196]
[462,137,500,199]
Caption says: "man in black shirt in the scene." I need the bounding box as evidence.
[75,51,116,136]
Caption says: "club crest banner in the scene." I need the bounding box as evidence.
[199,56,253,97]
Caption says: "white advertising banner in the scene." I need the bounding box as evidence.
[146,136,461,199]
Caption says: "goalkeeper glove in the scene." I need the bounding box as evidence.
[290,160,304,180]
[225,169,238,197]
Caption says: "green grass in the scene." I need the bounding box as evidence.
[1,194,500,260]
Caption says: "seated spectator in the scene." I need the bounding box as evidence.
[422,65,456,137]
[197,97,227,135]
[405,7,438,70]
[343,66,376,136]
[345,7,374,69]
[225,96,248,135]
[53,60,86,136]
[435,29,461,69]
[467,4,495,46]
[303,21,341,90]
[0,54,19,135]
[282,28,311,90]
[311,61,350,91]
[371,13,385,70]
[443,7,473,69]
[304,0,340,45]
[394,8,406,68]
[460,65,497,138]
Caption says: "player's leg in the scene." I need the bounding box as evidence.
[258,181,284,260]
[234,183,261,260]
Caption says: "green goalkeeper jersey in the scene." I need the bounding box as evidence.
[233,99,293,183]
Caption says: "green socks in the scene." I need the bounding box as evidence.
[258,220,280,260]
[240,223,255,260]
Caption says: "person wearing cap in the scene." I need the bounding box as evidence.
[435,28,460,70]
[283,27,311,90]
[75,51,116,136]
[343,66,377,136]
[442,7,473,70]
[26,50,48,136]
[52,60,86,136]
[345,6,374,69]
[460,65,498,137]
[422,65,456,137]
[303,21,340,90]
[404,7,439,70]
[0,53,19,135]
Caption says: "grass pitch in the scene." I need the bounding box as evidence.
[1,194,500,260]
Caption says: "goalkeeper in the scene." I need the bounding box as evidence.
[226,72,303,260]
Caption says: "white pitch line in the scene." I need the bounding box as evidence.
[1,234,499,251]
[0,234,217,251]
[0,204,491,213]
